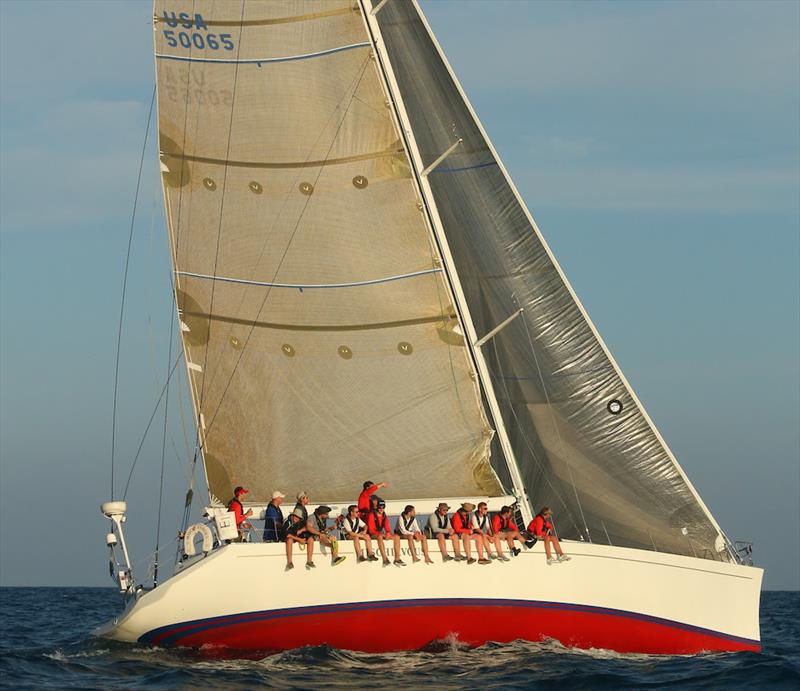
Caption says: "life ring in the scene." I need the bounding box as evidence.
[183,523,214,556]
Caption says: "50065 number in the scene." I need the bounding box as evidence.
[163,31,234,51]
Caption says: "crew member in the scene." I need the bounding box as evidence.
[284,510,313,571]
[452,503,489,564]
[305,505,346,567]
[426,502,462,561]
[263,490,285,543]
[358,480,388,519]
[528,506,571,565]
[340,505,378,563]
[227,486,252,542]
[367,499,405,566]
[395,505,434,564]
[473,501,509,561]
[491,505,527,556]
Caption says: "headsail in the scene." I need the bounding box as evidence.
[153,0,502,504]
[371,0,728,560]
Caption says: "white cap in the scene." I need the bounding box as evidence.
[272,491,285,499]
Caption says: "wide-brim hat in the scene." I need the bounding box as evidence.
[460,502,476,512]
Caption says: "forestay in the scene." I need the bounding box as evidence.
[153,0,502,504]
[373,0,728,560]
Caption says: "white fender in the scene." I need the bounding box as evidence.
[183,523,214,556]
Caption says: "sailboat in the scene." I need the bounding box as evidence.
[98,0,762,654]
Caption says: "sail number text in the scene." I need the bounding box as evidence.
[161,11,235,51]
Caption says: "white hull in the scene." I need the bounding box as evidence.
[99,540,762,654]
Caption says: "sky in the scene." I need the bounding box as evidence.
[1,0,798,590]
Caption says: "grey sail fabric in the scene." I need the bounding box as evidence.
[153,0,501,504]
[374,0,727,559]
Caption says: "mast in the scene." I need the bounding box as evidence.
[153,24,210,508]
[359,0,533,525]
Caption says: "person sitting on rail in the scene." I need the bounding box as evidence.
[395,505,434,564]
[305,505,346,568]
[340,504,378,563]
[528,506,571,565]
[491,505,527,556]
[284,508,313,571]
[358,480,388,520]
[263,490,285,543]
[227,486,253,542]
[452,503,490,565]
[425,502,463,562]
[293,491,310,523]
[367,498,405,567]
[472,501,509,561]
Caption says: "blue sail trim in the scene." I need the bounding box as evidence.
[155,41,370,65]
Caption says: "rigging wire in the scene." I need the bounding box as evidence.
[153,295,176,588]
[110,84,157,499]
[122,351,184,500]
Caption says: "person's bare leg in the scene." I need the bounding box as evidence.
[504,533,515,551]
[420,535,433,563]
[436,533,450,559]
[392,534,403,563]
[474,535,485,560]
[364,535,374,558]
[406,535,419,561]
[352,535,363,560]
[462,534,473,561]
[543,536,552,560]
[551,535,564,557]
[451,533,463,559]
[492,534,504,558]
[286,538,293,566]
[306,538,315,564]
[377,535,389,563]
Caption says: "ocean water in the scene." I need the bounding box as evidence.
[0,588,797,689]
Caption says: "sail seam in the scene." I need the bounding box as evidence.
[176,268,442,289]
[155,42,370,65]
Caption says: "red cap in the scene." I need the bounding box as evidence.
[234,486,249,496]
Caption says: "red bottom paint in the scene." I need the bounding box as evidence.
[140,599,760,655]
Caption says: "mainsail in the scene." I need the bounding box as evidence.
[154,0,502,504]
[371,0,729,560]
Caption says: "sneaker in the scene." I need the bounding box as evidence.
[499,555,510,562]
[285,563,294,571]
[358,555,368,563]
[467,558,477,565]
[524,540,536,550]
[478,558,492,565]
[394,559,407,567]
[368,553,379,562]
[442,555,454,562]
[489,554,498,560]
[547,557,558,565]
[511,548,521,557]
[558,555,572,562]
[425,559,435,565]
[332,556,346,566]
[454,555,466,562]
[383,559,391,567]
[306,562,316,570]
